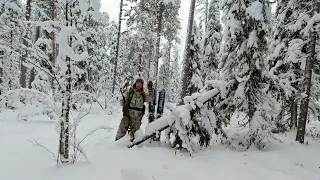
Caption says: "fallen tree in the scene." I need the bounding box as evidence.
[128,81,226,153]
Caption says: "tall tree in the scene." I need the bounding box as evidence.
[126,0,181,88]
[295,0,319,143]
[268,0,302,130]
[0,0,25,94]
[201,0,221,81]
[220,0,272,149]
[20,0,32,88]
[180,0,196,104]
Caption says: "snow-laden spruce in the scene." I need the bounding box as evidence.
[219,0,274,150]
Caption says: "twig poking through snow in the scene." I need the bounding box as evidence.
[27,139,56,160]
[78,125,113,145]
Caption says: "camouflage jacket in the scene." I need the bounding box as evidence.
[122,87,153,111]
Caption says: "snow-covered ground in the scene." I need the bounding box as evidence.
[0,107,320,180]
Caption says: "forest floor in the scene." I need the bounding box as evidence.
[0,105,320,180]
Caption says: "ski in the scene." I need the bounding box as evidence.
[152,89,166,141]
[156,89,166,119]
[148,81,156,124]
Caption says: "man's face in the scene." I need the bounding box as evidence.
[136,82,143,89]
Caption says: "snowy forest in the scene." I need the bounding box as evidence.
[0,0,320,179]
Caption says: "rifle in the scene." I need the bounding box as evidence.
[120,88,134,142]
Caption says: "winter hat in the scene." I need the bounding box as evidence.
[135,78,144,84]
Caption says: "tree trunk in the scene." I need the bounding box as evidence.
[20,0,32,88]
[58,2,72,163]
[154,2,165,92]
[0,51,3,95]
[59,55,71,163]
[295,31,316,143]
[51,0,56,91]
[28,8,42,88]
[290,97,297,129]
[138,53,142,77]
[111,0,124,93]
[179,0,196,105]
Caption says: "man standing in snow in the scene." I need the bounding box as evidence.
[115,78,154,142]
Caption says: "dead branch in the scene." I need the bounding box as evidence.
[27,139,56,160]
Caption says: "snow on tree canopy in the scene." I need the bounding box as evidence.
[161,0,180,5]
[78,0,103,19]
[56,26,89,72]
[246,1,264,21]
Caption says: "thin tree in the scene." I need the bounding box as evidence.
[179,0,196,104]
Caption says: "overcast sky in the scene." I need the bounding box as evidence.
[100,0,191,62]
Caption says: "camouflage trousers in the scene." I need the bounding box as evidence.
[115,112,143,141]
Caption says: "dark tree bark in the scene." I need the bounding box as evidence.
[179,0,196,105]
[20,0,32,88]
[111,0,124,93]
[154,2,165,91]
[296,31,316,143]
[290,97,297,129]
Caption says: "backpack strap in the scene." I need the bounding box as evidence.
[127,88,135,104]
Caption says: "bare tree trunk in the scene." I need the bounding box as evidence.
[20,0,32,88]
[154,2,165,92]
[111,0,124,93]
[59,55,71,163]
[28,6,42,88]
[138,53,142,77]
[51,0,56,91]
[295,31,316,143]
[9,27,14,90]
[58,2,72,163]
[290,97,297,129]
[179,0,196,105]
[0,61,2,95]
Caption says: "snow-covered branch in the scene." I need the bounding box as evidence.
[0,88,59,121]
[143,81,225,153]
[71,91,104,110]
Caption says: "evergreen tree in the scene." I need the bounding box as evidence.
[220,0,273,149]
[202,0,221,81]
[0,0,25,94]
[295,0,319,143]
[268,0,302,130]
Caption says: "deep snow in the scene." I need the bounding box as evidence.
[0,108,320,180]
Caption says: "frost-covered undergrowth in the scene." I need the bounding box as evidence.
[0,88,119,122]
[0,106,319,180]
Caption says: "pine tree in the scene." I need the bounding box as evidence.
[158,42,172,94]
[126,0,181,86]
[186,21,203,95]
[180,0,196,103]
[220,0,273,149]
[295,0,319,143]
[167,47,181,103]
[0,0,25,94]
[202,0,221,81]
[268,0,302,130]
